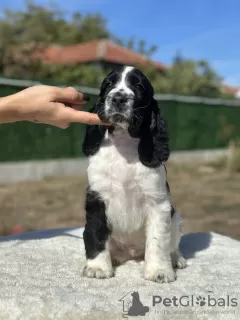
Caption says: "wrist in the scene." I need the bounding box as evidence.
[0,93,23,123]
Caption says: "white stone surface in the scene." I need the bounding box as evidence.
[0,229,239,320]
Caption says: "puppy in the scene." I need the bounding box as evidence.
[82,66,186,283]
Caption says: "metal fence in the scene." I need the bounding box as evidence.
[0,77,240,162]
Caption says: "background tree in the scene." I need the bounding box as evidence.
[114,37,158,58]
[0,2,109,79]
[140,53,223,97]
[0,1,225,98]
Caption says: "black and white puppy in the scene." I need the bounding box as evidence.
[82,66,186,283]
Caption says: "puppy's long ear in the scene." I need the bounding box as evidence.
[82,103,107,157]
[138,99,169,168]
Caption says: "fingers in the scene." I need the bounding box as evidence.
[57,107,110,125]
[51,87,90,105]
[29,118,70,129]
[48,86,111,125]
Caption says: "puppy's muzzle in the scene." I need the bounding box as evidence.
[107,92,134,125]
[111,92,128,111]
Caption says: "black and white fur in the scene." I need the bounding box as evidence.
[82,66,186,283]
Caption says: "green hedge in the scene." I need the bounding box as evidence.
[0,84,239,162]
[161,100,240,151]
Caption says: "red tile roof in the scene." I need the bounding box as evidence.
[38,39,165,70]
[222,84,240,96]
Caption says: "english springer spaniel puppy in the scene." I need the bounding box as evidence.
[82,66,186,283]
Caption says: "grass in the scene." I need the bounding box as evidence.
[0,163,239,240]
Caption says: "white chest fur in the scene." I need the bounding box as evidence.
[87,127,168,235]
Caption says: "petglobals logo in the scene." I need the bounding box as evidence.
[152,294,238,308]
[118,292,238,318]
[119,291,150,318]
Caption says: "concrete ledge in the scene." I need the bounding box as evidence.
[0,158,89,183]
[0,149,226,183]
[169,148,226,163]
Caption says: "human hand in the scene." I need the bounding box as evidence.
[0,85,109,128]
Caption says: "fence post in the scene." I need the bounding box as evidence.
[226,140,235,175]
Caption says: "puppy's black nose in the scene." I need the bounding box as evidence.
[112,93,128,109]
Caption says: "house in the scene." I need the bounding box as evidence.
[222,84,240,99]
[36,40,240,98]
[37,39,166,72]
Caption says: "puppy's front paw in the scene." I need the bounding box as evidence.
[144,265,176,283]
[82,265,114,279]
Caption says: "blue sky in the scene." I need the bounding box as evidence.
[1,0,240,86]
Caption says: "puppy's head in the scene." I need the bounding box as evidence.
[97,66,154,128]
[83,65,169,166]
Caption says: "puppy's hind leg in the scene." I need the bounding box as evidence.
[82,188,114,279]
[170,210,187,269]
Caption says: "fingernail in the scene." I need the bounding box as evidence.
[83,93,90,102]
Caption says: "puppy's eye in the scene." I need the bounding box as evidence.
[107,81,113,87]
[136,83,144,90]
